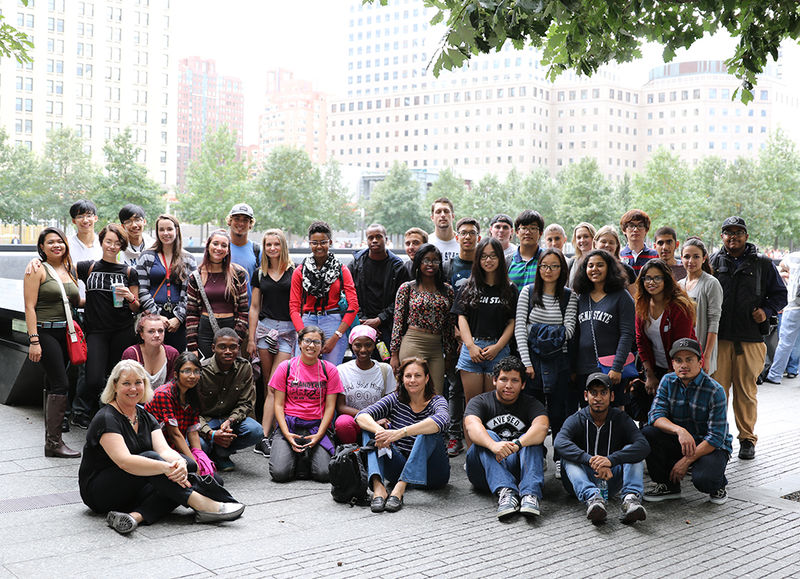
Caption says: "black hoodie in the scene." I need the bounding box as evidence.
[554,406,650,467]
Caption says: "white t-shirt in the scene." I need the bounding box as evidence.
[336,360,396,410]
[646,313,668,369]
[429,233,460,265]
[68,233,103,299]
[120,233,156,266]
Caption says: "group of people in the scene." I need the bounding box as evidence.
[22,194,793,531]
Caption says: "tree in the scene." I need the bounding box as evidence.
[754,130,800,248]
[691,156,729,243]
[32,128,99,225]
[94,129,165,223]
[180,126,249,228]
[0,0,33,65]
[554,158,619,230]
[252,146,324,236]
[0,129,38,224]
[426,168,467,210]
[368,162,427,236]
[376,0,800,102]
[320,159,358,232]
[518,168,557,224]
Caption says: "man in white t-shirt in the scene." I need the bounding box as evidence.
[429,197,459,265]
[119,204,155,266]
[489,214,517,263]
[67,200,103,298]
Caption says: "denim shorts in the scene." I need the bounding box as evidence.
[256,317,297,354]
[456,338,510,374]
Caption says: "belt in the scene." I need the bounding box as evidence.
[303,309,341,316]
[471,336,496,342]
[38,321,67,329]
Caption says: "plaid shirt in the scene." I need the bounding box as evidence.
[144,382,200,447]
[648,371,732,454]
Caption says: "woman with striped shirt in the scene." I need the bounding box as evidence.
[515,248,577,472]
[356,357,450,513]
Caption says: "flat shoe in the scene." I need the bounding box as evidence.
[106,511,137,534]
[370,496,386,513]
[194,502,245,523]
[384,495,403,513]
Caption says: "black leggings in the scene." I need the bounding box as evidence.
[81,451,194,525]
[197,317,235,360]
[81,327,135,413]
[37,327,70,396]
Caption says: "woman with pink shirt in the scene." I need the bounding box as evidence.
[268,326,343,482]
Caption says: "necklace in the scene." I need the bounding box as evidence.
[113,401,138,427]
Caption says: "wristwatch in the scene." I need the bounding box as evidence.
[334,330,344,338]
[512,439,522,449]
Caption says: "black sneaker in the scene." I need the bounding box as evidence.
[738,440,755,460]
[496,488,520,520]
[620,493,647,523]
[71,413,90,430]
[252,436,271,457]
[447,437,464,457]
[709,488,728,505]
[643,483,682,502]
[586,494,607,523]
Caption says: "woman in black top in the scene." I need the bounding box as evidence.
[79,360,244,534]
[247,228,297,458]
[72,224,140,427]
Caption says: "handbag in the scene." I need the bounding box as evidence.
[588,296,638,380]
[43,263,87,365]
[336,266,360,330]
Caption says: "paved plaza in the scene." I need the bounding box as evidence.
[1,378,799,578]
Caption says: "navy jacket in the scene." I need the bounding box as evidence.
[554,406,650,467]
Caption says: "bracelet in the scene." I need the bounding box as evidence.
[512,439,522,449]
[403,426,408,436]
[28,333,39,339]
[334,330,343,338]
[29,341,40,345]
[210,430,216,444]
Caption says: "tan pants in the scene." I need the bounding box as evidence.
[713,340,765,444]
[399,328,445,395]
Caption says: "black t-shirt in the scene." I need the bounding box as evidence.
[452,283,517,340]
[362,256,391,318]
[464,390,546,441]
[252,268,293,321]
[78,404,161,500]
[446,256,473,300]
[77,260,139,332]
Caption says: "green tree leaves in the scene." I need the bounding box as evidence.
[368,163,427,235]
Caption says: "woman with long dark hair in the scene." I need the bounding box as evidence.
[593,225,637,286]
[23,227,83,457]
[573,249,635,406]
[635,259,697,395]
[678,238,723,375]
[185,229,249,359]
[289,221,358,365]
[356,357,450,513]
[515,248,577,468]
[454,238,518,402]
[136,214,197,352]
[389,244,456,395]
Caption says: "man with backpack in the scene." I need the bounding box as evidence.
[227,203,260,305]
[710,217,786,460]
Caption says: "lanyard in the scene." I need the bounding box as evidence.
[159,253,172,301]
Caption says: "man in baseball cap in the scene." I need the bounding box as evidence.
[226,203,259,304]
[554,372,650,524]
[642,338,733,505]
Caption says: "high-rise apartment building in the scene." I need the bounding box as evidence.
[258,69,327,164]
[176,56,244,191]
[0,0,175,187]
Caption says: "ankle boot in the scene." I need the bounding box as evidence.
[45,394,81,458]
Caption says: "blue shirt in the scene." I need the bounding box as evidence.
[507,246,541,290]
[230,241,259,305]
[648,370,732,454]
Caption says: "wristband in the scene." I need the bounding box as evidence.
[512,439,522,449]
[30,341,40,345]
[210,430,216,444]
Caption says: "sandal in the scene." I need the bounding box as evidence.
[106,511,138,535]
[370,496,386,513]
[385,495,404,513]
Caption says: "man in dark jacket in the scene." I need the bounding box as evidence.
[349,223,410,349]
[554,373,650,524]
[710,216,787,460]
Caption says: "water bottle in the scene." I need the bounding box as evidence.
[598,479,608,501]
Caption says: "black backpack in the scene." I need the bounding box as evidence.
[329,442,375,505]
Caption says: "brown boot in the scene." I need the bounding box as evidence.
[45,394,81,458]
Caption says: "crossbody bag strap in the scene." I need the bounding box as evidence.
[587,296,600,365]
[43,263,78,342]
[192,270,221,335]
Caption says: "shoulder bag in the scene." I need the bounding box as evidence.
[192,270,221,336]
[588,296,638,379]
[43,263,87,365]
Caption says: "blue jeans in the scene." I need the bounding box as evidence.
[456,339,511,374]
[767,308,800,382]
[201,417,263,459]
[363,431,450,488]
[561,460,645,502]
[299,313,347,365]
[465,431,544,497]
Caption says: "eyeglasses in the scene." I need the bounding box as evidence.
[421,259,441,266]
[309,240,330,247]
[625,223,645,231]
[123,217,144,226]
[539,263,561,271]
[179,369,202,376]
[722,229,747,238]
[480,254,499,262]
[643,275,665,284]
[457,230,478,238]
[517,226,540,234]
[302,338,323,346]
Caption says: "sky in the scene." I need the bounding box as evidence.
[172,1,797,144]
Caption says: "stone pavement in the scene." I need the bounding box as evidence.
[1,379,800,578]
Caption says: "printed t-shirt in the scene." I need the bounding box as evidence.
[270,358,343,420]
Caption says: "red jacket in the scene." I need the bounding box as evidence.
[289,263,359,332]
[635,302,696,369]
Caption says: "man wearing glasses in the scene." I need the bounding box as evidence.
[710,217,786,460]
[118,204,155,266]
[619,209,658,274]
[508,210,544,290]
[197,328,264,471]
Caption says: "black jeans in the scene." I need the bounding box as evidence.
[197,317,235,360]
[37,327,70,396]
[74,326,135,417]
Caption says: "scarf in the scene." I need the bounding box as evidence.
[301,253,342,301]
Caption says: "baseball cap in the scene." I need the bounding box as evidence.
[228,203,254,220]
[721,216,747,233]
[669,338,703,359]
[489,214,513,227]
[585,372,612,390]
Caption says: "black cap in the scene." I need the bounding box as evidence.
[585,372,612,390]
[489,214,513,227]
[669,338,703,359]
[721,216,747,233]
